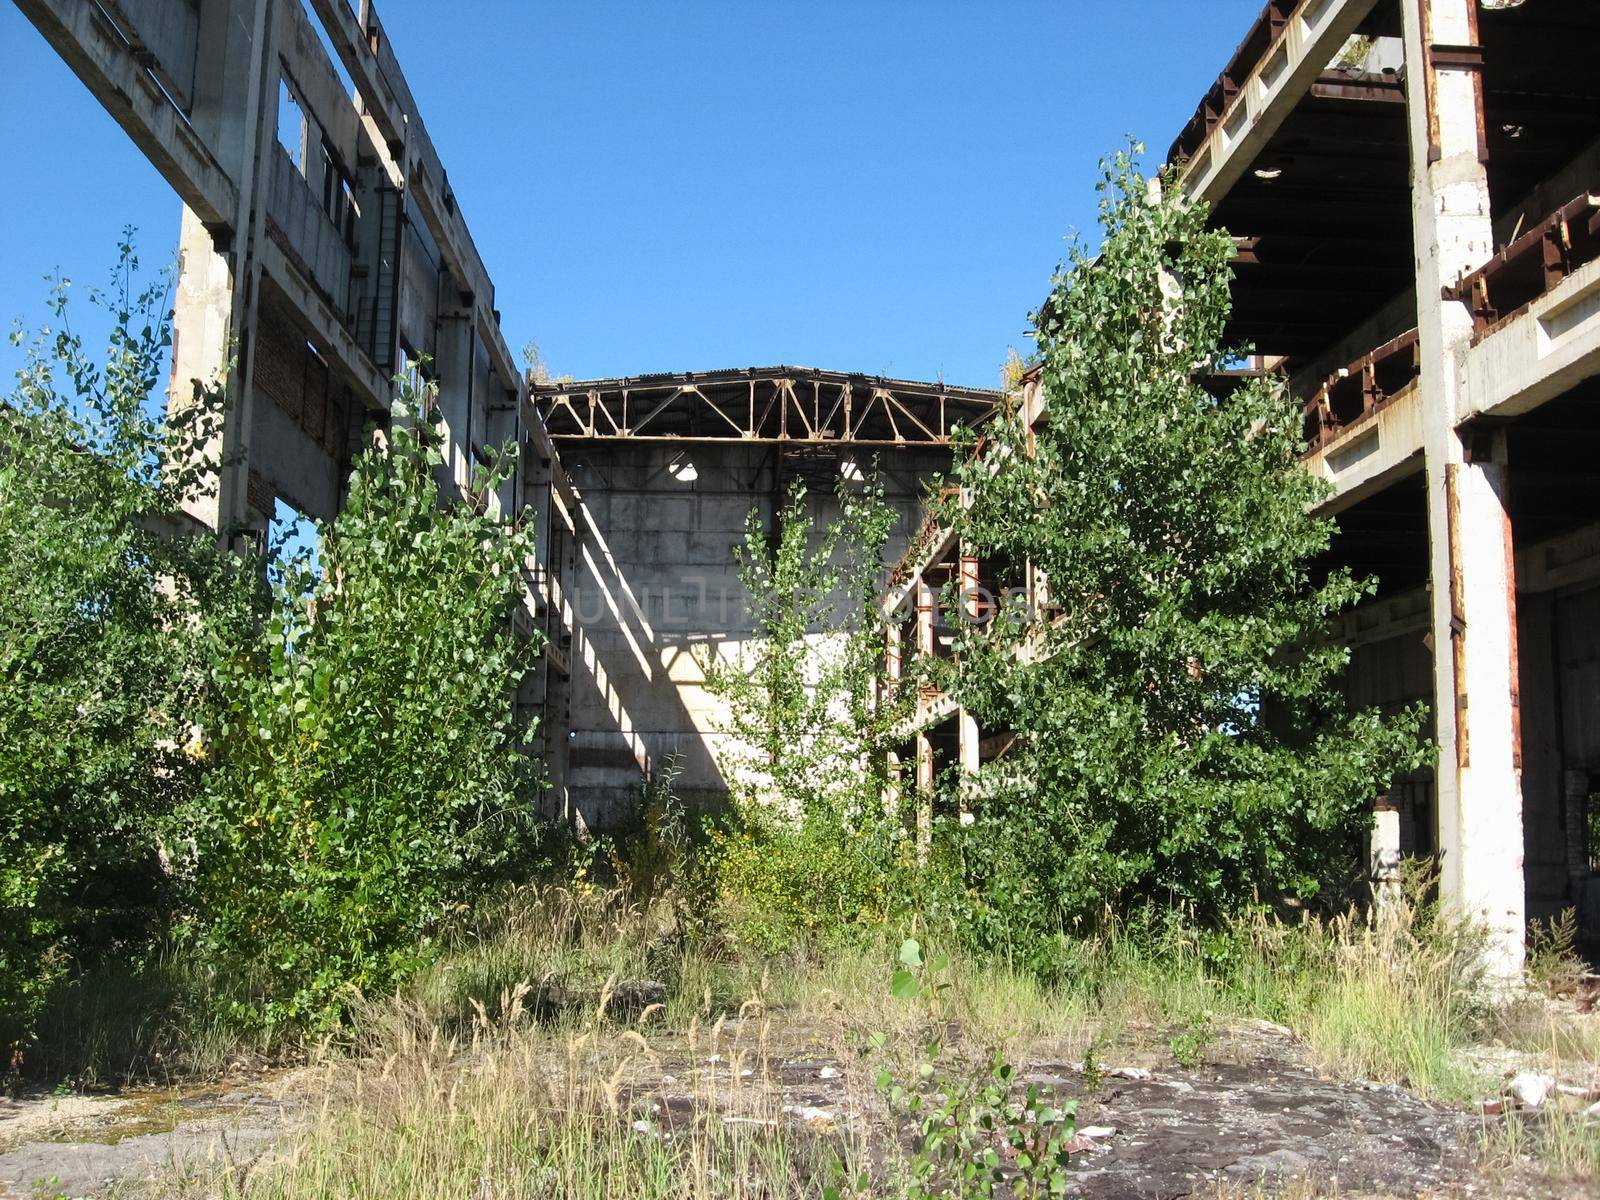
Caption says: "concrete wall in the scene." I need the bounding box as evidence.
[557,441,947,830]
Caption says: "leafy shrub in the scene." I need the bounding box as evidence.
[703,477,904,822]
[0,243,256,1047]
[701,476,918,948]
[709,802,914,952]
[1525,909,1587,997]
[870,940,1076,1200]
[937,147,1429,959]
[178,377,544,1029]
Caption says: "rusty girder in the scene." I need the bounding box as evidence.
[532,366,999,447]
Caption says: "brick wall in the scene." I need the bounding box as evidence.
[254,308,351,459]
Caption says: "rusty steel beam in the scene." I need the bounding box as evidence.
[534,367,1000,446]
[1445,192,1600,343]
[1301,327,1420,450]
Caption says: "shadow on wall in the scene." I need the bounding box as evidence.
[558,441,940,833]
[560,470,728,832]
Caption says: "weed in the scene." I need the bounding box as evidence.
[1526,909,1588,998]
[1480,1103,1600,1183]
[1080,1035,1104,1095]
[1171,1010,1214,1069]
[872,940,1075,1199]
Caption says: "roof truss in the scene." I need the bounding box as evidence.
[533,367,1000,446]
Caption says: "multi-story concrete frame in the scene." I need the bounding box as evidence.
[13,0,585,796]
[890,0,1600,976]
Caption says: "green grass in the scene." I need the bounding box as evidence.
[16,950,268,1089]
[388,875,1508,1104]
[1480,1103,1600,1184]
[32,871,1600,1195]
[26,876,1507,1101]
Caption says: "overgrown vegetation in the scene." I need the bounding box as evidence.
[2,244,549,1058]
[176,376,545,1030]
[701,476,917,950]
[3,146,1593,1197]
[121,876,1596,1199]
[934,148,1429,960]
[0,240,256,1047]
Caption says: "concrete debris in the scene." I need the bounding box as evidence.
[1504,1071,1555,1109]
[781,1104,835,1126]
[1107,1067,1152,1081]
[1237,1018,1297,1040]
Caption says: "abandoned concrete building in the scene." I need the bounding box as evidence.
[15,0,1600,975]
[889,0,1600,976]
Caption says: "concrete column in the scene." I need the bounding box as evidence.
[915,577,935,659]
[957,546,980,815]
[884,748,902,820]
[432,305,475,500]
[912,578,937,843]
[1371,801,1403,909]
[171,208,241,534]
[957,708,979,825]
[170,0,277,547]
[1402,0,1525,977]
[958,549,980,622]
[915,730,933,863]
[958,710,979,777]
[882,617,905,819]
[487,387,521,518]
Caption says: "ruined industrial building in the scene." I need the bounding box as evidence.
[15,0,1600,983]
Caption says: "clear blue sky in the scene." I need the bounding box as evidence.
[1,1,1262,392]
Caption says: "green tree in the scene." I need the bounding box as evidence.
[0,241,255,1043]
[701,477,914,943]
[180,376,544,1028]
[939,149,1428,956]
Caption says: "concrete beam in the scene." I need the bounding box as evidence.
[881,525,957,619]
[1333,585,1431,651]
[1464,255,1600,420]
[1516,522,1600,598]
[15,0,237,229]
[302,0,517,395]
[1177,0,1380,208]
[259,241,389,409]
[1305,383,1426,513]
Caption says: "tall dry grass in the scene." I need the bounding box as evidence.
[131,874,1600,1197]
[156,976,869,1200]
